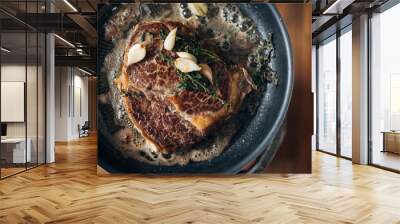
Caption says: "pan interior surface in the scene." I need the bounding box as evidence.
[97,3,293,174]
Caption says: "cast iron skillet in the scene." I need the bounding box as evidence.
[97,3,293,174]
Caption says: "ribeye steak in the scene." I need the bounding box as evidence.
[115,21,255,152]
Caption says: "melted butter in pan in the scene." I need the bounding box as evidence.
[102,3,275,166]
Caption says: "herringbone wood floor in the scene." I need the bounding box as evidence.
[1,135,400,224]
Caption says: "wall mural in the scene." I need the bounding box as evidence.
[97,3,307,174]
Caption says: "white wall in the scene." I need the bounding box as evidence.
[1,64,41,138]
[72,73,89,138]
[55,66,69,141]
[54,67,89,141]
[1,65,26,138]
[1,63,46,164]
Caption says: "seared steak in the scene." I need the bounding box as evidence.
[126,94,202,150]
[116,21,254,152]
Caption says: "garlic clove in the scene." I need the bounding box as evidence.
[176,52,197,63]
[188,3,208,17]
[199,64,213,84]
[175,58,201,73]
[164,28,177,51]
[127,43,146,65]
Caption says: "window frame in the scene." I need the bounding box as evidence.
[0,0,48,180]
[367,0,400,173]
[315,24,353,161]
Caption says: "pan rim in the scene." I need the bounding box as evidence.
[97,3,294,174]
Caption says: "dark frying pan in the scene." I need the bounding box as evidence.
[97,3,293,174]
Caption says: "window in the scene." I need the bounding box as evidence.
[0,1,47,179]
[370,3,400,171]
[339,28,352,158]
[317,36,337,154]
[316,26,353,159]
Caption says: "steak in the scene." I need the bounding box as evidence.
[115,21,255,152]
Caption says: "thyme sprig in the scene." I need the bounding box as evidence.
[159,29,225,104]
[174,35,224,65]
[177,70,225,104]
[159,29,167,40]
[159,51,173,64]
[174,35,225,104]
[197,48,224,64]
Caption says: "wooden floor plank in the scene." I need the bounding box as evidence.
[1,135,400,224]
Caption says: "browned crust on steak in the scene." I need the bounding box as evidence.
[124,94,203,151]
[168,91,223,115]
[125,54,179,94]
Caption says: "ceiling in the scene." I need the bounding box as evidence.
[0,0,101,73]
[0,0,394,73]
[312,0,390,42]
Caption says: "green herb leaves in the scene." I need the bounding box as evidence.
[177,70,211,92]
[197,48,224,65]
[174,35,223,65]
[160,29,225,104]
[159,51,173,64]
[177,70,224,104]
[159,29,167,40]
